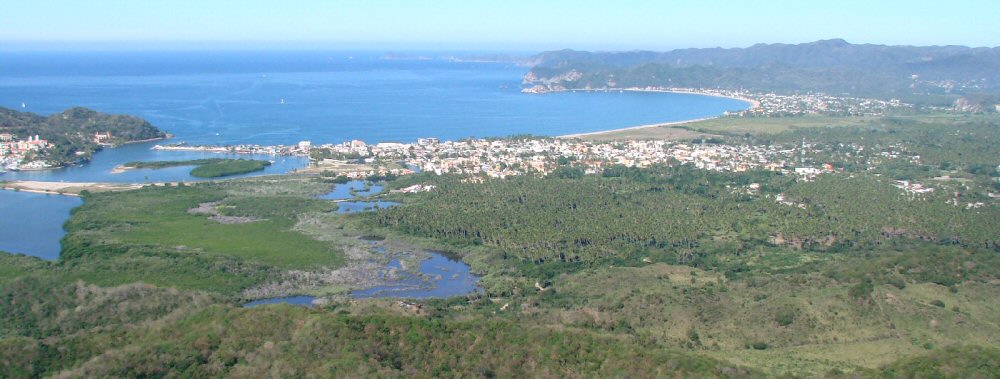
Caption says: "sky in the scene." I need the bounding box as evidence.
[2,0,999,51]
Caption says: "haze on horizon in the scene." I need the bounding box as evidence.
[2,0,999,52]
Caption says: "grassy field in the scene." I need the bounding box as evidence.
[79,182,341,269]
[681,115,879,135]
[565,125,716,141]
[55,176,348,293]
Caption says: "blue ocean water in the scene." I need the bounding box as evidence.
[0,51,749,146]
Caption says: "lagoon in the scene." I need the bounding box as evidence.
[0,190,82,260]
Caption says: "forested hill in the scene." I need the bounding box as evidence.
[524,39,1000,103]
[0,107,165,165]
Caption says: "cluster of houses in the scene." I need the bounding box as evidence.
[522,86,911,117]
[0,133,52,171]
[734,92,908,117]
[311,136,841,179]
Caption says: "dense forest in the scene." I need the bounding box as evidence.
[368,167,998,268]
[0,107,165,165]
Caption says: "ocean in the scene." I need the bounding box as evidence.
[0,50,748,259]
[1,51,748,145]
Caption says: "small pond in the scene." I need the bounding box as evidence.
[243,252,480,307]
[352,252,480,299]
[243,295,317,308]
[318,180,383,200]
[336,200,399,214]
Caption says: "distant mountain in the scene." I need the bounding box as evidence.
[524,40,1000,102]
[0,107,165,165]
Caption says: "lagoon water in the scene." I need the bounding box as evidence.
[352,252,481,299]
[1,141,308,183]
[0,191,82,260]
[0,51,747,264]
[318,180,384,200]
[243,296,317,308]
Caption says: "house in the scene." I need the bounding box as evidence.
[94,132,112,144]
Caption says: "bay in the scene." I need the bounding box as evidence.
[0,51,748,261]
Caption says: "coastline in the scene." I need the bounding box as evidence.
[547,88,757,139]
[558,116,720,139]
[523,87,760,108]
[118,134,172,146]
[6,135,173,173]
[1,180,147,196]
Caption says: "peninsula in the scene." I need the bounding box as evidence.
[0,107,166,170]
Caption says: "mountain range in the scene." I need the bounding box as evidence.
[523,39,1000,105]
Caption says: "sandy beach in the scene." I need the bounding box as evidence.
[0,180,149,196]
[549,88,758,139]
[558,116,720,139]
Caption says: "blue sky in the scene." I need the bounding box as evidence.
[2,0,999,51]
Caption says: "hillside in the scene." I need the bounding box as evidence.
[0,107,165,166]
[524,39,1000,103]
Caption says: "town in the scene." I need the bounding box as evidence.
[0,132,53,171]
[0,131,123,171]
[307,135,920,181]
[522,85,911,117]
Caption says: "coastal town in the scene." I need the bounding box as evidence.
[522,85,911,117]
[0,131,123,171]
[0,132,54,171]
[305,135,921,181]
[128,89,922,182]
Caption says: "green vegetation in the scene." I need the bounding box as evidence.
[124,158,271,178]
[51,176,344,294]
[369,167,998,269]
[0,106,165,165]
[2,113,998,376]
[876,345,1000,378]
[0,276,759,378]
[678,115,878,135]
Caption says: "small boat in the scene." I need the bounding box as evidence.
[280,99,285,104]
[21,102,26,108]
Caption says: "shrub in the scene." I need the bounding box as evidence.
[774,308,796,327]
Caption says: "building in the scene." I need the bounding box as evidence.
[93,132,113,144]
